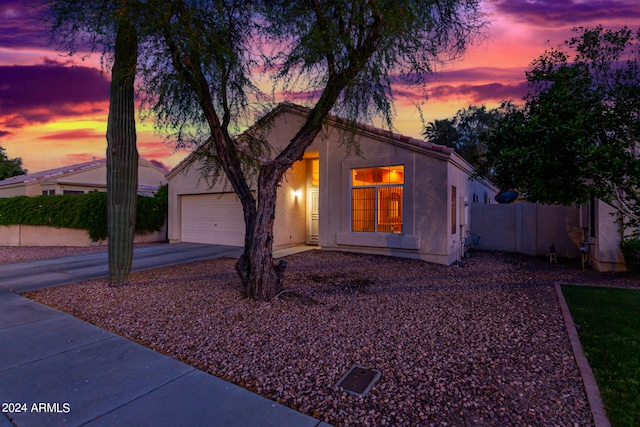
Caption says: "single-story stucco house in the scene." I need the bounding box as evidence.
[0,157,167,198]
[167,103,497,266]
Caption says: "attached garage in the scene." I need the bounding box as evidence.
[180,193,245,246]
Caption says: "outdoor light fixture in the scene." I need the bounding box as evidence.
[293,190,302,199]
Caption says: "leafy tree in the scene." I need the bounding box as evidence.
[423,105,505,172]
[487,26,640,233]
[142,0,484,300]
[46,0,142,285]
[423,118,458,147]
[0,146,26,180]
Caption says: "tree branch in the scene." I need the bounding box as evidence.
[162,0,255,211]
[310,0,335,77]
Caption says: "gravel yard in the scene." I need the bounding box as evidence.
[0,246,108,263]
[0,243,161,264]
[25,249,639,426]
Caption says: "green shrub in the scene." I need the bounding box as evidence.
[0,191,167,242]
[621,238,640,273]
[137,185,168,237]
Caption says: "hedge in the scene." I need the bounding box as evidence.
[621,238,640,273]
[0,186,167,242]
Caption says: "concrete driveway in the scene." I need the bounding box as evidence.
[0,243,330,427]
[0,243,244,293]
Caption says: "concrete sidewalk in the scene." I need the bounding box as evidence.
[0,244,328,427]
[0,243,246,293]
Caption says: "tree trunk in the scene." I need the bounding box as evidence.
[235,164,284,300]
[106,18,138,286]
[234,103,342,301]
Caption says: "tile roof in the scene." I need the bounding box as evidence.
[168,102,455,177]
[0,157,166,187]
[0,159,107,187]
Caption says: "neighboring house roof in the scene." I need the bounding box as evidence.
[168,102,466,180]
[0,157,167,188]
[0,159,106,187]
[0,157,166,197]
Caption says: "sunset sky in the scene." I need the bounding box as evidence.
[1,0,639,173]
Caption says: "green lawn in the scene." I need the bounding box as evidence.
[562,285,640,427]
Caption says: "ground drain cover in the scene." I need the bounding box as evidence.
[335,365,381,397]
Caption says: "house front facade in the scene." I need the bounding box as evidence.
[0,158,167,198]
[167,104,496,266]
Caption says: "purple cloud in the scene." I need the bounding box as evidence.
[428,67,529,84]
[425,82,528,103]
[492,0,640,27]
[0,60,110,128]
[392,67,530,104]
[276,71,529,112]
[0,0,51,50]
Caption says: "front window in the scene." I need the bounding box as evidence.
[351,165,404,234]
[62,190,85,195]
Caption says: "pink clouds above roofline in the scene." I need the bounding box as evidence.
[491,0,640,27]
[0,59,110,131]
[37,129,105,141]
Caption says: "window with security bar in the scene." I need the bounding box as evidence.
[351,165,404,234]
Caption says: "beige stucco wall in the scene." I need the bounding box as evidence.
[469,203,582,258]
[21,166,109,196]
[0,225,165,247]
[444,158,500,264]
[166,150,308,249]
[1,181,38,197]
[329,134,452,264]
[63,166,108,185]
[242,109,463,264]
[273,159,308,248]
[468,199,632,272]
[166,110,329,248]
[139,162,168,188]
[51,162,166,194]
[0,184,30,197]
[167,108,497,266]
[590,200,627,272]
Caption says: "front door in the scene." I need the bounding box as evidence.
[307,187,319,245]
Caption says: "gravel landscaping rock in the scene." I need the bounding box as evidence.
[0,243,161,264]
[0,246,107,263]
[25,250,639,426]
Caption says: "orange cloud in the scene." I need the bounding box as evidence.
[38,129,105,141]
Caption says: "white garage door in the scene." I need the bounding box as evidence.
[181,193,245,246]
